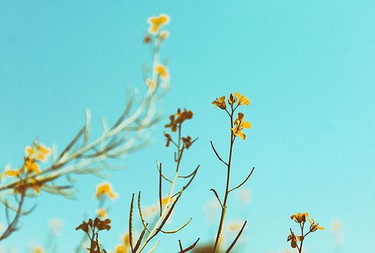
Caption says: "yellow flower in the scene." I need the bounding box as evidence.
[308,217,324,232]
[159,31,169,40]
[25,158,40,174]
[123,232,130,246]
[155,64,169,79]
[146,79,156,89]
[6,167,23,177]
[148,14,170,34]
[33,246,44,253]
[227,92,250,106]
[26,144,50,162]
[291,212,309,224]
[97,208,107,218]
[115,244,128,253]
[212,96,226,110]
[96,182,118,200]
[231,113,251,140]
[234,92,250,106]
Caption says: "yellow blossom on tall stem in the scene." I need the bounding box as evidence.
[234,92,250,106]
[212,96,227,110]
[231,113,251,140]
[291,212,309,224]
[96,182,118,200]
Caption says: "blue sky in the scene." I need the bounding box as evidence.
[1,1,375,252]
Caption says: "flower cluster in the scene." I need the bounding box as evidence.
[6,143,50,194]
[288,212,324,252]
[144,14,170,89]
[76,217,112,252]
[76,217,111,234]
[6,143,50,178]
[164,108,195,149]
[212,92,250,110]
[212,92,251,140]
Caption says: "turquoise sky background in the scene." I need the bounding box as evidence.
[1,1,375,252]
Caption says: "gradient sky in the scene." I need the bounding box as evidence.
[1,1,375,252]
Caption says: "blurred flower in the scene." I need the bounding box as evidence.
[122,232,130,246]
[290,212,308,224]
[237,187,251,205]
[159,31,169,40]
[6,167,23,177]
[15,178,41,194]
[204,199,220,224]
[144,34,152,44]
[227,220,241,233]
[155,64,169,79]
[48,218,64,236]
[25,158,40,174]
[33,246,44,253]
[231,113,251,140]
[96,182,118,200]
[148,14,169,34]
[97,208,107,218]
[330,219,342,233]
[212,96,227,110]
[146,79,156,89]
[115,244,127,253]
[25,144,50,162]
[330,219,343,247]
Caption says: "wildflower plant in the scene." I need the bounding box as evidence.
[210,92,255,252]
[0,13,168,243]
[287,212,324,253]
[126,107,199,253]
[0,11,330,253]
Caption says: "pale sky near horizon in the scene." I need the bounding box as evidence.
[1,1,375,252]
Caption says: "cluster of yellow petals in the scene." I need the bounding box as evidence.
[155,64,169,79]
[148,14,169,34]
[290,212,309,224]
[96,182,118,200]
[212,92,250,110]
[6,144,50,178]
[231,113,251,140]
[26,144,50,162]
